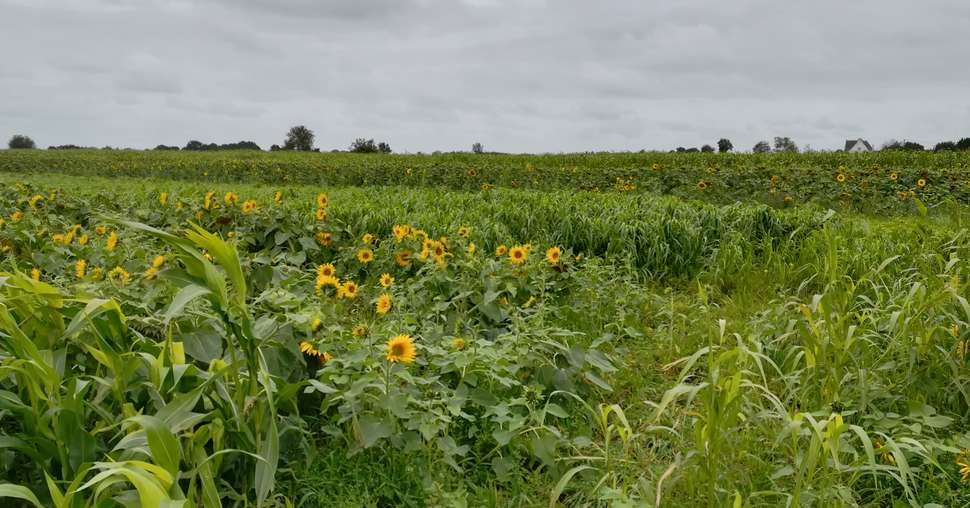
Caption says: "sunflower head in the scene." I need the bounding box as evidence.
[274,191,283,204]
[242,200,257,214]
[224,192,238,205]
[362,233,374,244]
[545,246,562,265]
[152,255,166,269]
[357,248,374,263]
[311,318,323,332]
[697,181,708,190]
[317,263,336,278]
[889,172,898,181]
[458,226,471,238]
[376,293,392,314]
[495,244,508,256]
[315,207,327,221]
[316,193,329,208]
[917,178,926,188]
[159,192,169,205]
[396,250,412,267]
[75,259,87,279]
[452,337,466,350]
[380,273,394,287]
[315,231,333,246]
[352,324,368,337]
[386,334,416,364]
[338,280,359,299]
[836,173,846,183]
[509,245,528,265]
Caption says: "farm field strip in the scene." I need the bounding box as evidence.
[0,169,969,506]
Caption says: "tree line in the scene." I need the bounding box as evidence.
[7,129,970,154]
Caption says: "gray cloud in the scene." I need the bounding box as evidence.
[1,0,968,152]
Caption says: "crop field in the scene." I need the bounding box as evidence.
[1,152,970,507]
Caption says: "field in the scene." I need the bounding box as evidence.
[0,151,969,507]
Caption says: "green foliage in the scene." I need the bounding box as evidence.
[1,169,970,506]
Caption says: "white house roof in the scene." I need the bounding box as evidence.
[844,139,873,151]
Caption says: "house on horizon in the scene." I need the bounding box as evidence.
[844,138,873,152]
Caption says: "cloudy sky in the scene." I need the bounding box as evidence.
[1,0,968,153]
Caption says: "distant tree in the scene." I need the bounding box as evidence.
[882,139,925,151]
[956,137,970,151]
[184,140,204,151]
[752,140,771,153]
[934,141,958,152]
[283,125,315,151]
[350,138,379,153]
[685,147,700,153]
[377,142,392,154]
[773,136,798,153]
[8,134,36,149]
[154,144,180,151]
[472,142,484,154]
[701,144,715,153]
[717,138,733,153]
[675,147,687,153]
[48,144,84,150]
[270,144,282,152]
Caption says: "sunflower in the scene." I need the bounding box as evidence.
[316,193,329,208]
[452,337,466,350]
[357,248,374,264]
[545,246,562,265]
[362,233,374,244]
[917,178,926,188]
[11,212,24,223]
[274,191,283,204]
[958,457,970,483]
[311,318,323,332]
[352,324,368,337]
[309,231,329,246]
[836,173,846,183]
[392,225,411,242]
[380,273,394,287]
[337,280,359,299]
[889,172,898,182]
[315,274,338,291]
[242,200,258,214]
[495,244,508,256]
[696,181,708,190]
[432,242,446,260]
[315,207,327,221]
[106,231,118,251]
[31,268,40,281]
[224,192,238,205]
[396,250,412,267]
[203,191,216,210]
[28,194,43,209]
[376,293,392,314]
[458,226,471,238]
[151,255,165,269]
[108,266,130,284]
[468,242,477,255]
[195,211,205,222]
[386,335,416,364]
[317,263,336,278]
[78,234,89,245]
[143,267,159,280]
[75,259,87,279]
[874,440,896,466]
[299,341,332,362]
[957,340,968,359]
[159,192,169,205]
[508,245,528,265]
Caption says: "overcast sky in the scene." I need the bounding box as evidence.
[1,0,968,153]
